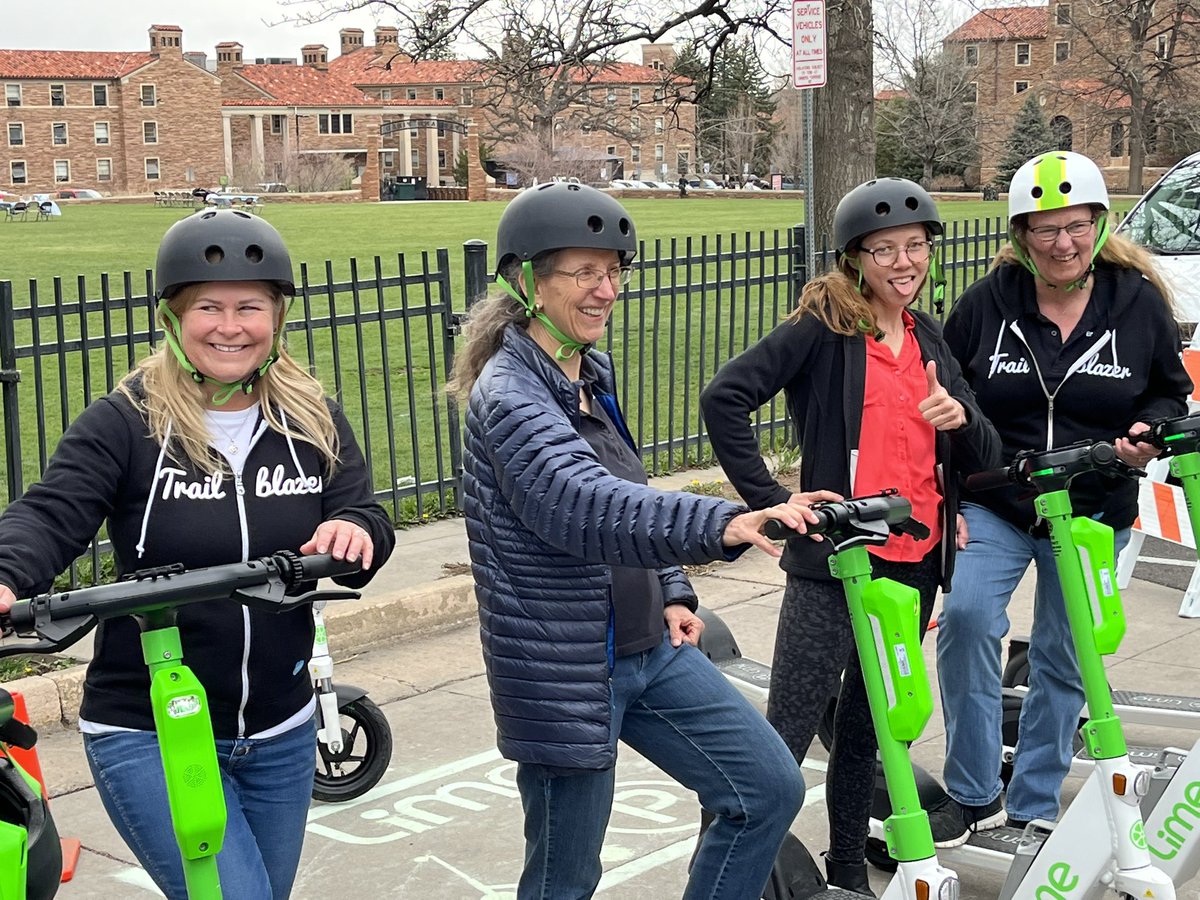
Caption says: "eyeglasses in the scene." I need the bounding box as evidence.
[1026,219,1096,243]
[858,240,933,266]
[553,267,633,289]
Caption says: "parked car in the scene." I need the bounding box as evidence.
[56,189,104,199]
[644,180,675,190]
[256,182,291,193]
[1116,150,1200,323]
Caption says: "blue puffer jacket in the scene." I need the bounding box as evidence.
[464,325,746,770]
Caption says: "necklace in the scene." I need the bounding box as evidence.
[207,406,259,458]
[210,418,241,456]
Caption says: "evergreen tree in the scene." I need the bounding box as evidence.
[995,94,1055,189]
[875,98,923,182]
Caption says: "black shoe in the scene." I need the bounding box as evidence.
[926,794,1005,848]
[1006,816,1031,831]
[824,856,876,897]
[964,796,1007,833]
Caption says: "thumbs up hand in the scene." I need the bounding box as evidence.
[918,360,967,431]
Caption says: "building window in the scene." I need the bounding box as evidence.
[631,146,641,164]
[97,158,112,181]
[94,121,110,145]
[677,149,690,173]
[607,88,617,105]
[270,114,284,134]
[143,121,158,144]
[145,158,160,180]
[654,116,664,134]
[380,88,392,100]
[5,84,20,107]
[10,160,27,184]
[54,159,70,183]
[434,88,445,100]
[1015,81,1029,94]
[1015,43,1031,66]
[1157,34,1169,58]
[1051,115,1073,151]
[7,123,22,146]
[410,148,420,169]
[966,82,978,103]
[1110,122,1125,157]
[92,83,108,106]
[185,167,195,182]
[50,84,65,106]
[654,143,664,161]
[406,89,417,100]
[437,120,446,137]
[1055,41,1070,63]
[52,122,68,146]
[965,45,978,66]
[1056,3,1071,24]
[409,120,418,138]
[381,151,395,168]
[631,87,641,105]
[318,113,353,134]
[461,87,474,105]
[653,86,665,101]
[631,116,640,134]
[141,84,157,107]
[606,145,616,156]
[437,149,447,168]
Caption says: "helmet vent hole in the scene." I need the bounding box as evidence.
[567,184,580,191]
[245,244,264,264]
[905,196,920,210]
[200,210,217,220]
[619,217,631,235]
[1060,181,1072,195]
[1031,186,1044,199]
[875,201,891,216]
[204,246,225,264]
[234,210,252,220]
[587,215,604,233]
[866,179,877,187]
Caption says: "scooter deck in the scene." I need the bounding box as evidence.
[934,826,1026,874]
[710,656,771,707]
[1067,742,1187,777]
[1110,689,1200,726]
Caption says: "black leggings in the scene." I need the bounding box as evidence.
[765,553,939,864]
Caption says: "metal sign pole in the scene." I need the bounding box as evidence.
[803,87,816,280]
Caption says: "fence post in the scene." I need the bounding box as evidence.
[463,239,489,311]
[0,281,22,504]
[788,224,807,308]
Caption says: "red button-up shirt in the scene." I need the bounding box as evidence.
[855,311,943,562]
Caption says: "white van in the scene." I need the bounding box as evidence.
[1116,151,1200,322]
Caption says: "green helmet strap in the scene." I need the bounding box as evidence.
[496,261,588,362]
[1010,213,1109,291]
[157,299,284,407]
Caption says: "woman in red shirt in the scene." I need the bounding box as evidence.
[701,178,999,892]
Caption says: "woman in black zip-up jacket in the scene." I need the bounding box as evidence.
[0,211,394,899]
[935,151,1191,845]
[701,179,1000,891]
[450,183,829,900]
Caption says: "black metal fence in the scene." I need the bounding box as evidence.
[0,217,1007,583]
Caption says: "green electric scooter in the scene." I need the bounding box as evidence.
[0,551,361,899]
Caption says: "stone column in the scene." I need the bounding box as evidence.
[399,116,413,176]
[425,123,440,185]
[251,114,265,177]
[360,121,381,201]
[222,115,234,178]
[466,123,488,201]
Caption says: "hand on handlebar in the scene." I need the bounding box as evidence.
[722,490,843,557]
[300,519,374,570]
[1115,422,1161,469]
[0,584,13,616]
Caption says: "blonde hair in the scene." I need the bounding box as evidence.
[1000,212,1176,313]
[445,253,559,400]
[117,283,340,476]
[786,252,930,335]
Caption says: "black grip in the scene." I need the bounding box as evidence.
[763,519,804,541]
[965,467,1015,492]
[6,602,32,632]
[285,553,363,584]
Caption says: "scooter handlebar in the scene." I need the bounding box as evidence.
[762,493,916,541]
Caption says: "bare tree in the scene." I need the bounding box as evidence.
[281,0,875,237]
[1054,0,1200,193]
[874,0,980,188]
[499,128,605,185]
[279,150,355,192]
[770,88,805,185]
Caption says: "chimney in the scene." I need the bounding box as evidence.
[339,28,364,58]
[215,41,244,72]
[149,24,184,56]
[374,26,400,52]
[302,44,329,70]
[184,51,209,71]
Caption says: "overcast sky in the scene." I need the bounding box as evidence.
[5,0,383,59]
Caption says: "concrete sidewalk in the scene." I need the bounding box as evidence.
[4,464,734,729]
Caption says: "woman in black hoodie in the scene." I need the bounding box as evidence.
[702,178,999,891]
[934,150,1191,846]
[0,210,394,899]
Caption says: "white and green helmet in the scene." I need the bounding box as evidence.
[1008,150,1110,288]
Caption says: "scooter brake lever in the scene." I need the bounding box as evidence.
[288,588,361,606]
[890,517,931,541]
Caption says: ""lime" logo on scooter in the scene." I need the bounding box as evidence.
[1147,778,1200,861]
[1130,819,1146,849]
[1036,861,1080,898]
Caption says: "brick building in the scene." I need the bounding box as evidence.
[1,23,695,195]
[943,4,1198,187]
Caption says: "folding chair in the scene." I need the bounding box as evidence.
[35,201,53,221]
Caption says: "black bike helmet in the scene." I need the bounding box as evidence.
[832,178,944,255]
[155,209,295,300]
[495,182,637,274]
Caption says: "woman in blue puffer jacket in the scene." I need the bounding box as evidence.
[447,183,835,899]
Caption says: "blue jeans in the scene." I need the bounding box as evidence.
[936,503,1129,822]
[84,717,317,899]
[515,630,804,900]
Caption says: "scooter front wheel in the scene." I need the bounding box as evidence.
[312,697,393,802]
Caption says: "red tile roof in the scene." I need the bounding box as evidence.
[0,49,155,79]
[945,6,1048,41]
[875,88,908,101]
[329,49,483,85]
[235,63,379,105]
[150,24,182,31]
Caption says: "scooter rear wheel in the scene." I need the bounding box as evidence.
[312,697,393,802]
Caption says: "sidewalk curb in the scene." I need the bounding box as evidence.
[13,575,479,731]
